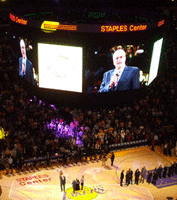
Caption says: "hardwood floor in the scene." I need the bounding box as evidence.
[0,146,176,200]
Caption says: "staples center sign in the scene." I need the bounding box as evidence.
[10,13,28,25]
[9,12,164,33]
[16,174,51,186]
[100,24,147,32]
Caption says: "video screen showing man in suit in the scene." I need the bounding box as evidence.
[19,39,35,84]
[98,48,140,93]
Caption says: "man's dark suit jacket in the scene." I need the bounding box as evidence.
[98,66,140,93]
[62,176,66,184]
[19,57,34,84]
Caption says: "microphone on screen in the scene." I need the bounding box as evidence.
[109,72,119,90]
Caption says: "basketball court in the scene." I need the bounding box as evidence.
[0,146,177,200]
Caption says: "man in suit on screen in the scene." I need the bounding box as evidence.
[19,39,34,84]
[98,48,140,92]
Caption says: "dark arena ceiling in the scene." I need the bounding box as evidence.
[9,0,175,9]
[9,0,177,24]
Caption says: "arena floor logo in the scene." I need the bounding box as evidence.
[92,185,107,194]
[63,185,106,200]
[16,174,51,186]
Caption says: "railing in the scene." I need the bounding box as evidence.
[109,139,148,151]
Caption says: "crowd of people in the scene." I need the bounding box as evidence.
[59,170,84,194]
[0,11,177,176]
[0,5,177,200]
[120,162,177,187]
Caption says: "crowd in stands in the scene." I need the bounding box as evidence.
[0,18,177,173]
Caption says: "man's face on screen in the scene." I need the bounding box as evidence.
[113,49,126,70]
[21,46,26,59]
[20,40,26,59]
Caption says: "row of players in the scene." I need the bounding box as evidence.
[119,163,177,186]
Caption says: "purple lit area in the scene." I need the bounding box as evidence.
[46,116,84,147]
[50,104,56,111]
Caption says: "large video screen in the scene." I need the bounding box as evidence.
[13,30,163,94]
[85,39,163,93]
[15,37,38,85]
[38,43,83,93]
[85,44,146,93]
[147,38,163,85]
